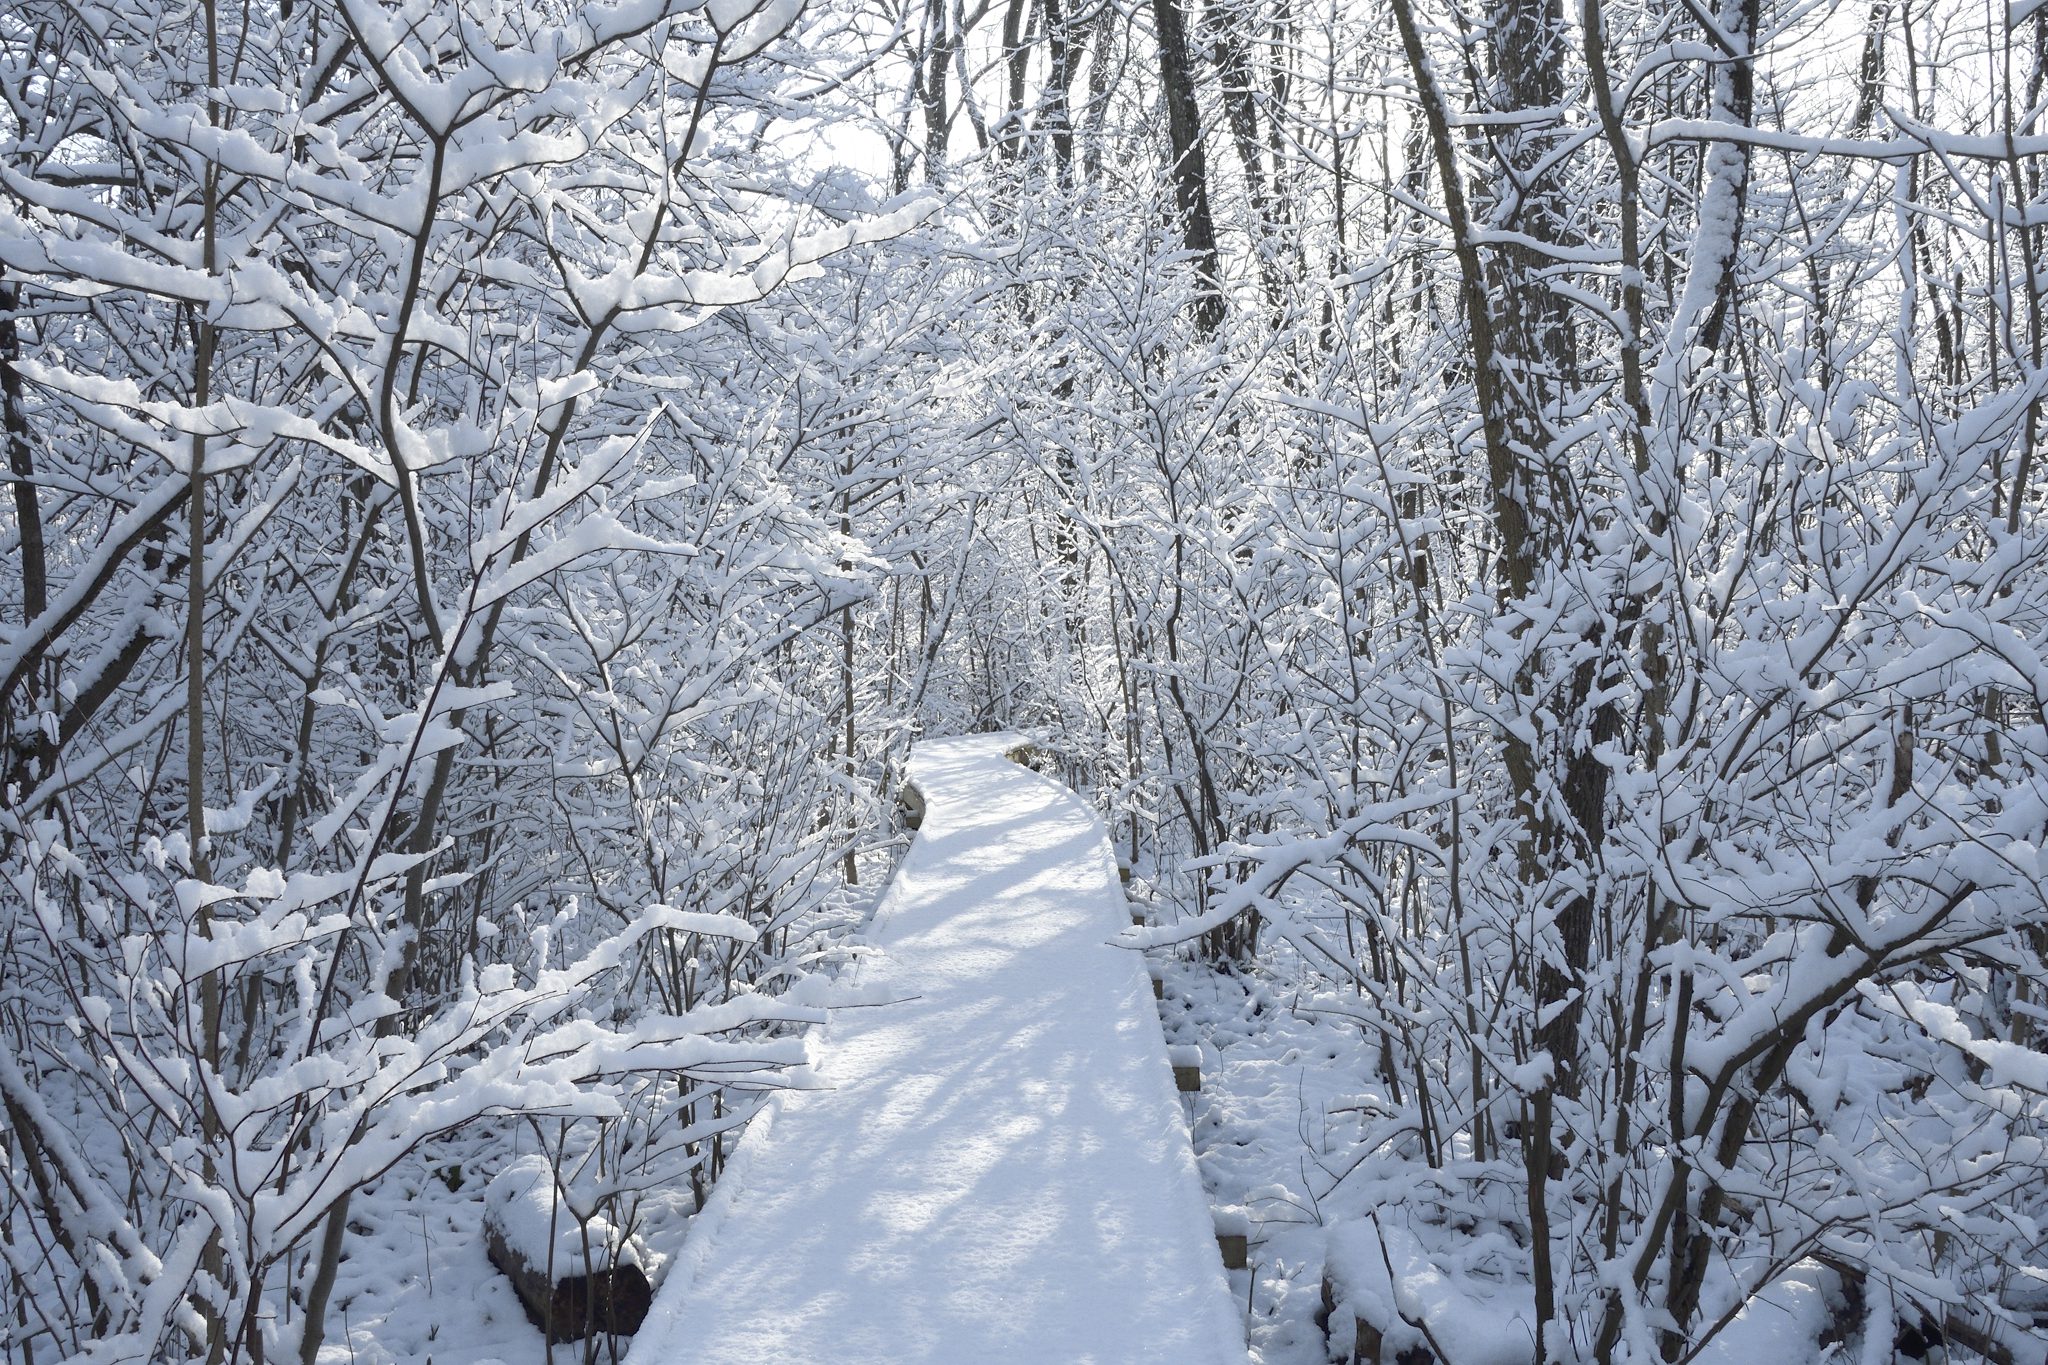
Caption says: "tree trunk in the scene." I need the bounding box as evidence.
[1149,0,1225,334]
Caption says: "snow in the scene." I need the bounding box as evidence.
[484,1155,647,1276]
[300,1122,683,1365]
[1323,1219,1535,1365]
[1691,1262,1835,1365]
[626,734,1245,1364]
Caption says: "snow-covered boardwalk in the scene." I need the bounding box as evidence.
[627,734,1246,1364]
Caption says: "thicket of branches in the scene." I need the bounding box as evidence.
[850,0,2048,1357]
[0,0,955,1357]
[5,0,2047,1358]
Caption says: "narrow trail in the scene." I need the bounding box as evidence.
[627,734,1245,1364]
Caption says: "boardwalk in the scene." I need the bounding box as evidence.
[627,735,1245,1364]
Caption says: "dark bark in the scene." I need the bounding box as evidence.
[1080,10,1116,183]
[999,0,1035,155]
[919,0,953,184]
[0,282,52,792]
[1691,0,1760,357]
[1206,0,1283,317]
[1041,0,1076,179]
[0,286,47,629]
[1148,0,1225,333]
[483,1217,650,1344]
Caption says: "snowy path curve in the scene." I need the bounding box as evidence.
[627,734,1245,1364]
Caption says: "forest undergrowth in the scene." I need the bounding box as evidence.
[6,0,2048,1354]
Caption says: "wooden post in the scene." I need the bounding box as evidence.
[1169,1044,1201,1092]
[1354,1317,1385,1364]
[1214,1208,1249,1270]
[899,780,927,831]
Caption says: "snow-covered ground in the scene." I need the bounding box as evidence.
[306,1120,698,1365]
[1151,945,1392,1365]
[1157,938,1860,1365]
[624,734,1245,1363]
[290,774,1869,1365]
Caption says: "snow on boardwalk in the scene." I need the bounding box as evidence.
[628,734,1246,1364]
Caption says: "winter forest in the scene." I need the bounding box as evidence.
[3,0,2048,1355]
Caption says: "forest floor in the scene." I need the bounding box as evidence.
[297,740,1855,1365]
[1153,941,1387,1365]
[304,941,1842,1365]
[1159,930,1842,1365]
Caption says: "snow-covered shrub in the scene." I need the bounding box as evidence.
[0,0,930,1356]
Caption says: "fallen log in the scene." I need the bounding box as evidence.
[1319,1222,1442,1365]
[484,1156,651,1343]
[1813,1251,2047,1365]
